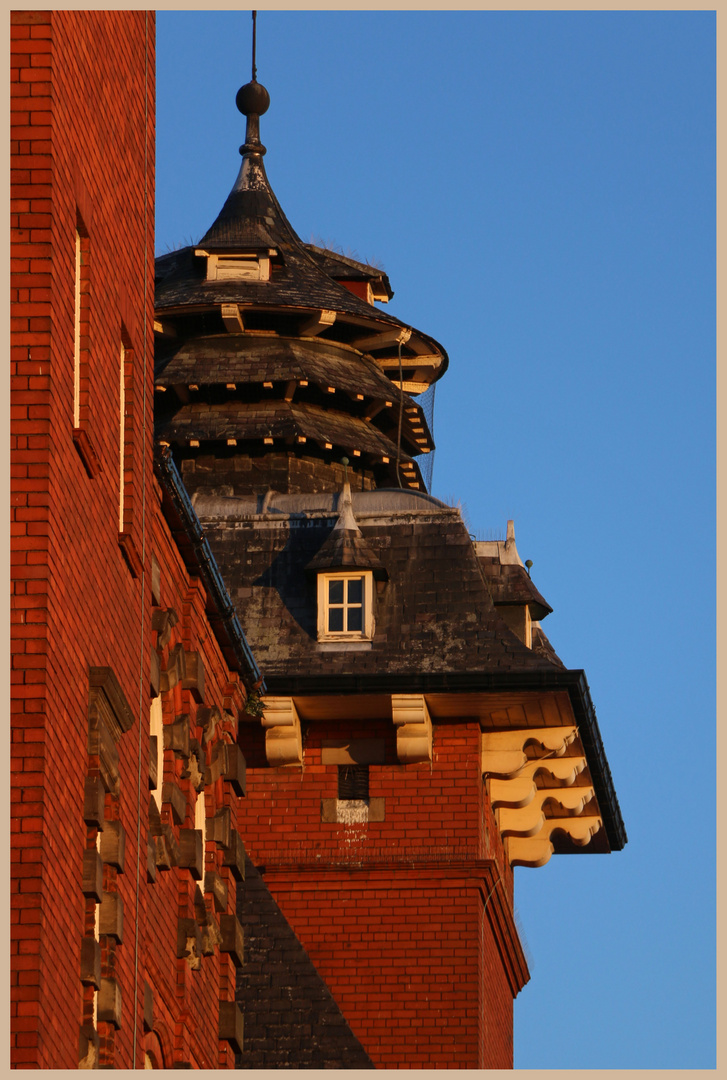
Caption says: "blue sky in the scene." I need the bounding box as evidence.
[155,11,715,1070]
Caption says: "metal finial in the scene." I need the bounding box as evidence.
[252,11,257,82]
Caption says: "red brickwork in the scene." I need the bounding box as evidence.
[236,716,524,1068]
[11,13,249,1068]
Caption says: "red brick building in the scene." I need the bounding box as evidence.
[11,11,626,1070]
[10,12,264,1068]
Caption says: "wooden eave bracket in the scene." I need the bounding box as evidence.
[261,696,302,767]
[353,327,411,353]
[221,303,245,333]
[300,309,336,336]
[481,726,604,868]
[392,694,432,764]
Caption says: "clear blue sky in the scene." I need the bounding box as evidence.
[155,11,715,1070]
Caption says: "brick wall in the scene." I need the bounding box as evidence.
[11,13,250,1068]
[236,715,520,1068]
[11,11,155,1065]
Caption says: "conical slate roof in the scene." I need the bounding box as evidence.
[156,87,441,356]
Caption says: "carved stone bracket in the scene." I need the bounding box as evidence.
[391,694,432,764]
[260,697,302,767]
[482,726,603,868]
[481,726,578,778]
[506,817,603,868]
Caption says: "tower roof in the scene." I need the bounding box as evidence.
[154,79,448,390]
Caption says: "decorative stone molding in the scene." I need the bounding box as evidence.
[488,756,587,809]
[87,667,135,797]
[151,606,179,649]
[182,651,205,703]
[160,642,186,693]
[506,817,603,868]
[207,807,232,850]
[219,1001,244,1054]
[220,913,245,967]
[391,694,432,764]
[164,713,191,758]
[481,726,578,778]
[81,849,103,901]
[177,918,203,969]
[222,830,246,882]
[260,696,302,767]
[97,978,123,1028]
[80,937,101,989]
[99,820,126,872]
[162,781,187,825]
[482,726,603,868]
[205,870,228,912]
[83,776,105,829]
[197,704,222,746]
[497,785,595,838]
[78,1023,99,1069]
[98,892,124,942]
[178,828,204,880]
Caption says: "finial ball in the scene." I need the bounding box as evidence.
[236,80,270,117]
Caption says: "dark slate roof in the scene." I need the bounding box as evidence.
[236,858,374,1070]
[479,559,553,621]
[193,492,563,679]
[305,486,387,579]
[154,334,434,453]
[156,151,419,332]
[157,334,408,402]
[304,245,393,299]
[157,399,421,469]
[154,121,448,382]
[531,625,565,668]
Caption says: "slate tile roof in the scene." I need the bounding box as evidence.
[236,859,374,1070]
[194,494,563,679]
[154,334,434,454]
[157,399,421,468]
[479,559,553,621]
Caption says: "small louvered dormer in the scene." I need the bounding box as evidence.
[195,248,278,281]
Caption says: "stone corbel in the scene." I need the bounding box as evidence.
[260,697,302,767]
[391,694,432,764]
[505,816,603,869]
[489,755,587,809]
[496,785,595,838]
[481,726,578,778]
[482,726,603,867]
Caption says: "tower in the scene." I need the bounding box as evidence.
[154,68,626,1069]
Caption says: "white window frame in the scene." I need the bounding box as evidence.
[317,571,374,642]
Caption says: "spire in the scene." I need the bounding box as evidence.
[235,12,270,159]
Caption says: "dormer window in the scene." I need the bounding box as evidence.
[317,571,373,641]
[195,248,277,282]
